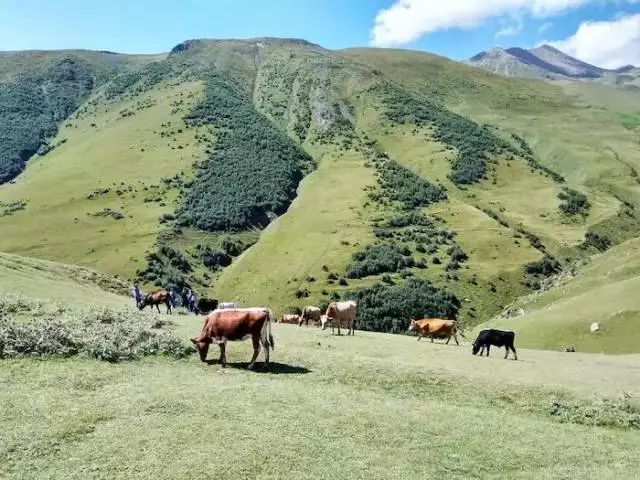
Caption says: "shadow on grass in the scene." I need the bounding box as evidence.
[204,359,311,374]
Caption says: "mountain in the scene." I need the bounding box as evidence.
[466,44,634,81]
[1,38,640,351]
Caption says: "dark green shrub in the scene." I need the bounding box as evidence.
[558,188,590,216]
[347,243,415,278]
[581,231,611,252]
[352,278,460,333]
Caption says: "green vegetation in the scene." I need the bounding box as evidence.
[376,158,446,208]
[346,243,415,278]
[353,278,460,333]
[0,296,189,362]
[558,187,590,217]
[0,57,96,183]
[378,84,513,185]
[178,72,314,231]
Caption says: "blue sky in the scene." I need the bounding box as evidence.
[1,0,639,66]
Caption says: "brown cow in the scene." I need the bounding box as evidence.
[299,306,321,327]
[280,314,301,325]
[322,301,357,335]
[407,318,463,345]
[138,289,172,314]
[191,308,275,370]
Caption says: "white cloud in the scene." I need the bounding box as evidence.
[538,21,554,33]
[370,0,637,47]
[548,13,640,68]
[495,16,524,38]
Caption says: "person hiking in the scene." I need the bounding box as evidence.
[131,282,142,308]
[188,290,197,313]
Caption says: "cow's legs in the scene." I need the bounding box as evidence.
[261,336,270,367]
[155,304,161,314]
[430,337,434,343]
[417,335,422,341]
[247,335,260,370]
[453,333,459,346]
[218,341,227,367]
[166,301,172,314]
[446,335,451,345]
[510,345,518,361]
[485,345,491,357]
[504,347,509,359]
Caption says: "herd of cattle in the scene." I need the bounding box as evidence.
[138,289,518,369]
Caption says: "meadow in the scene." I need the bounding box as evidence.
[2,250,640,479]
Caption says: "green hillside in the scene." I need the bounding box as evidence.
[1,39,640,349]
[1,265,639,478]
[0,251,127,306]
[483,237,640,354]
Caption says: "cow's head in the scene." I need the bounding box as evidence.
[320,314,329,330]
[471,342,481,355]
[190,336,211,362]
[137,298,146,310]
[407,319,418,333]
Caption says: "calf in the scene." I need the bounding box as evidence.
[299,306,321,327]
[408,318,461,345]
[191,308,275,369]
[280,314,301,325]
[472,329,517,360]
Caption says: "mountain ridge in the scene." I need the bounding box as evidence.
[466,43,636,81]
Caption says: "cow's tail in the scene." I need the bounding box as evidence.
[454,321,467,339]
[262,309,275,351]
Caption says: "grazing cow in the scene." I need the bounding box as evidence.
[472,329,518,360]
[407,318,462,345]
[322,301,357,335]
[191,308,275,369]
[280,314,301,325]
[299,306,321,327]
[590,322,600,333]
[218,302,237,310]
[138,289,172,314]
[195,297,219,315]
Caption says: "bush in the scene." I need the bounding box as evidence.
[448,245,468,263]
[346,243,415,278]
[0,299,191,362]
[221,237,245,256]
[352,278,460,333]
[377,160,446,208]
[581,231,611,252]
[558,188,590,216]
[198,245,232,270]
[525,255,561,277]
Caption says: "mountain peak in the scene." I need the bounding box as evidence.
[467,44,616,80]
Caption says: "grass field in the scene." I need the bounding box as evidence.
[2,313,640,479]
[483,237,640,353]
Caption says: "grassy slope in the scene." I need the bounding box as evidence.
[213,146,376,312]
[1,320,640,479]
[483,238,640,353]
[0,252,127,306]
[0,80,205,280]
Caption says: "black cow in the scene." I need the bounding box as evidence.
[472,329,518,360]
[196,297,219,315]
